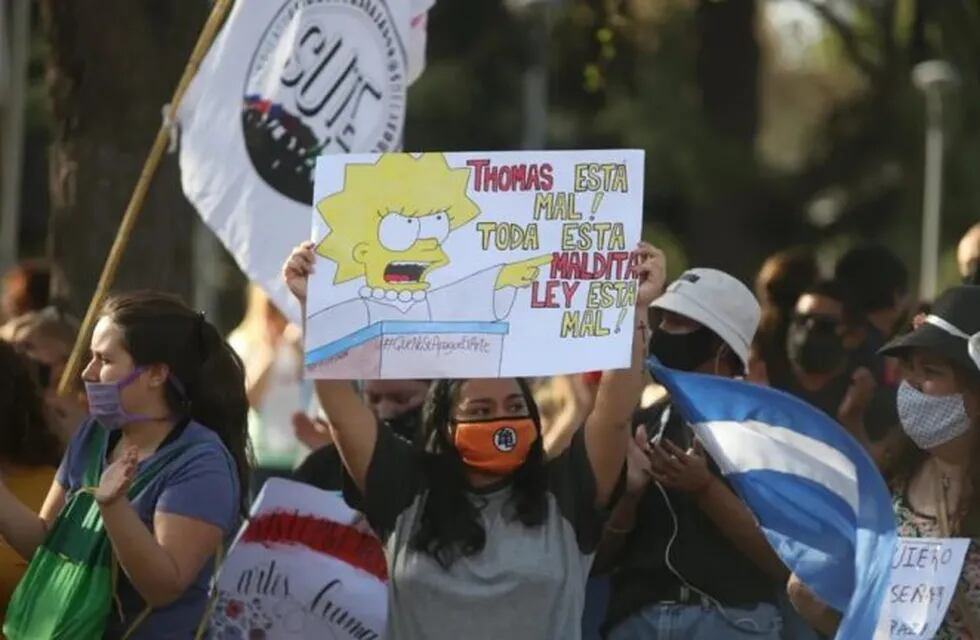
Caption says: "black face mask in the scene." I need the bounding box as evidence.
[786,321,846,374]
[648,326,719,372]
[382,408,422,442]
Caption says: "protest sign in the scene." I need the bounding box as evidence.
[206,479,387,640]
[304,150,645,379]
[888,536,970,639]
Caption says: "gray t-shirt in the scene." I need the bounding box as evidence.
[56,418,240,639]
[345,426,620,640]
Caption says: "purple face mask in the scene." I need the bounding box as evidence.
[84,367,166,430]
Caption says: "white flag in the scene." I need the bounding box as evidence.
[178,0,433,321]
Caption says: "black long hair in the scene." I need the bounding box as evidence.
[0,341,62,467]
[410,378,549,569]
[101,292,252,515]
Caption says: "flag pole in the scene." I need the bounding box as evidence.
[56,0,234,396]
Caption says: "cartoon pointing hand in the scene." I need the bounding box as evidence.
[495,255,553,290]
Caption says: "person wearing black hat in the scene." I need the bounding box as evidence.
[882,286,980,639]
[785,286,980,639]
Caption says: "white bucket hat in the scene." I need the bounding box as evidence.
[650,268,761,372]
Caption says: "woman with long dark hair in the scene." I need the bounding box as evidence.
[0,292,250,639]
[0,341,61,618]
[284,241,665,640]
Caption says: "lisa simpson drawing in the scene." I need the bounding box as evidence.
[304,153,549,378]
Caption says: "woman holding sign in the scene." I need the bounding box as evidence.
[879,285,980,639]
[284,240,664,640]
[0,292,249,639]
[788,285,980,638]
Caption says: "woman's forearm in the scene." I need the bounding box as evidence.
[695,477,789,582]
[0,483,49,561]
[99,499,184,607]
[583,316,649,506]
[592,316,649,429]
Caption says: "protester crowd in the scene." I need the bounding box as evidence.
[0,221,977,639]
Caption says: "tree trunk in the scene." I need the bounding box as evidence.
[695,0,759,146]
[684,0,768,281]
[40,0,208,316]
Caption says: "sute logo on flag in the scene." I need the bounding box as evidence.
[242,0,407,204]
[178,0,433,322]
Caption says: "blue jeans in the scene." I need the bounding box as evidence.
[608,602,783,640]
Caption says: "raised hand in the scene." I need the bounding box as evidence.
[283,241,317,304]
[95,445,138,506]
[632,242,667,308]
[292,411,332,450]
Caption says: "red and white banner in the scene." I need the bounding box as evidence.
[207,479,388,639]
[178,0,435,321]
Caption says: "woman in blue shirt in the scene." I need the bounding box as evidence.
[0,291,250,638]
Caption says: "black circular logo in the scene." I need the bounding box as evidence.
[492,427,518,453]
[242,0,406,204]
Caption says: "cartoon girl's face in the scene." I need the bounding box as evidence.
[353,210,452,291]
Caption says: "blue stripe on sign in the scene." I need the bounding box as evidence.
[304,321,511,366]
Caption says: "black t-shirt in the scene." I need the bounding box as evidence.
[603,402,778,634]
[292,444,346,491]
[780,372,854,419]
[343,425,625,640]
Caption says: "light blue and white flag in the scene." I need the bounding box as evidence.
[647,358,896,639]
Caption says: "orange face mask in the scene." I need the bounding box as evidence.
[453,417,539,476]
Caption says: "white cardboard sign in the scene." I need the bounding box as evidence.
[304,150,645,379]
[888,536,970,639]
[207,479,388,639]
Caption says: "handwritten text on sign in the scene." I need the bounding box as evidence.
[207,479,388,640]
[305,150,645,379]
[889,537,970,639]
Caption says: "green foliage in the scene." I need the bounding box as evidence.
[406,0,980,290]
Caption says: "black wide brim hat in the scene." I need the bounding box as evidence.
[879,285,980,375]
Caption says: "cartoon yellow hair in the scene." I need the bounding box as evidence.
[316,154,480,283]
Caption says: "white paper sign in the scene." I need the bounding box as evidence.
[888,536,970,639]
[304,150,645,379]
[207,479,387,639]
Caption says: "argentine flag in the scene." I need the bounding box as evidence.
[647,358,896,639]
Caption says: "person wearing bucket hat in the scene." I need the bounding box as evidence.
[598,269,789,640]
[645,268,760,374]
[878,285,980,638]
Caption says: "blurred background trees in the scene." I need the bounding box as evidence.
[12,0,980,321]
